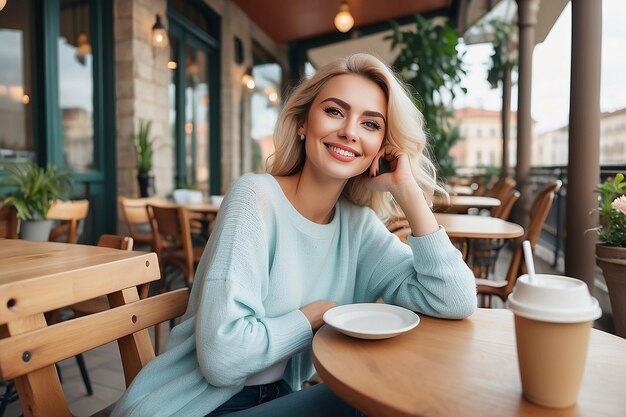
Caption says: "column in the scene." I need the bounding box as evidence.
[513,0,540,229]
[565,0,602,288]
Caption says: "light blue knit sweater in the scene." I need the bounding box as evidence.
[112,173,476,417]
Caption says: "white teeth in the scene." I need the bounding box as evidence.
[328,145,356,157]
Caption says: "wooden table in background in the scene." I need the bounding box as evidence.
[434,213,524,239]
[433,195,501,213]
[446,185,475,195]
[313,308,626,417]
[179,202,220,241]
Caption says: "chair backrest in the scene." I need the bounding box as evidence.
[96,234,151,299]
[0,248,189,417]
[488,178,516,216]
[97,234,134,251]
[501,180,562,296]
[147,204,195,284]
[0,204,19,239]
[118,196,166,247]
[386,218,411,244]
[47,199,90,243]
[494,189,520,220]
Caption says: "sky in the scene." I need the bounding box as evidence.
[453,0,626,134]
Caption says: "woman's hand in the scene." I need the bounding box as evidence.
[364,145,417,194]
[300,300,337,332]
[365,144,439,237]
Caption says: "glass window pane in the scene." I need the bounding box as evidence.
[0,0,35,169]
[59,0,94,172]
[251,62,282,172]
[184,45,209,193]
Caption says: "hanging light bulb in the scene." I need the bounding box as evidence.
[151,14,169,48]
[75,32,91,65]
[242,67,255,90]
[334,1,354,33]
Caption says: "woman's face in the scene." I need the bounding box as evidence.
[300,73,387,181]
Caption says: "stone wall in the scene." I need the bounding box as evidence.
[114,0,288,201]
[114,0,172,199]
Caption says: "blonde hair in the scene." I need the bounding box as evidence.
[268,53,445,221]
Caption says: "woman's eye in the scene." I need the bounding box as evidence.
[324,107,343,117]
[364,121,381,131]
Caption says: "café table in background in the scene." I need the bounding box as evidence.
[434,213,523,261]
[433,195,501,213]
[185,202,219,241]
[434,213,524,240]
[312,308,626,417]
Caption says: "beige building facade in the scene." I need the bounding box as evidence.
[536,107,626,166]
[451,107,518,171]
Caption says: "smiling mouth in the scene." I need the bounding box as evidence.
[325,144,360,158]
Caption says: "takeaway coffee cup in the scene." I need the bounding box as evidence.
[506,274,602,408]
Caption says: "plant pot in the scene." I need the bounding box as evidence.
[596,244,626,338]
[19,219,54,241]
[137,172,155,198]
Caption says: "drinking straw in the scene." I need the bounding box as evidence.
[522,240,536,283]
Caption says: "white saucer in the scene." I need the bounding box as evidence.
[323,303,420,340]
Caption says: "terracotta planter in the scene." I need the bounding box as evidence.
[596,244,626,338]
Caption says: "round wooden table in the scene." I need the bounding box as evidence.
[434,213,524,239]
[313,308,626,417]
[433,195,501,213]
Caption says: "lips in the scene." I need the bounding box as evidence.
[324,143,361,163]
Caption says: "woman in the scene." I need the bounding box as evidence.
[112,53,476,417]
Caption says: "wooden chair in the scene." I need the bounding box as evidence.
[0,256,189,417]
[47,199,90,243]
[43,236,136,398]
[386,217,468,258]
[118,196,166,249]
[476,180,562,306]
[386,218,411,244]
[147,204,203,289]
[494,189,521,220]
[470,190,521,277]
[0,205,18,239]
[488,178,516,216]
[69,235,140,317]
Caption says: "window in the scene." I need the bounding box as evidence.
[0,0,35,168]
[59,0,94,172]
[250,49,282,173]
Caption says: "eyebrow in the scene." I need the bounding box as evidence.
[320,97,386,124]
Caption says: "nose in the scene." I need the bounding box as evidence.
[338,118,358,143]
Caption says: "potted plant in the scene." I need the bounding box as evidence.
[131,119,155,197]
[1,161,72,240]
[594,172,626,337]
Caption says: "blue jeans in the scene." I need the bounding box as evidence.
[206,380,365,417]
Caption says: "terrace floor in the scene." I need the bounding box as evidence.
[1,245,616,417]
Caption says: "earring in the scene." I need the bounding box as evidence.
[300,134,305,141]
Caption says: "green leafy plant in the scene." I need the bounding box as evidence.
[387,15,467,178]
[1,162,72,220]
[594,173,626,247]
[484,19,518,89]
[131,119,154,173]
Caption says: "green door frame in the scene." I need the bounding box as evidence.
[168,6,221,194]
[36,0,116,243]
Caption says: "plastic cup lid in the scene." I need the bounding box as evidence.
[506,274,602,323]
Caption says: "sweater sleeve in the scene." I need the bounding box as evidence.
[193,177,313,387]
[357,210,476,319]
